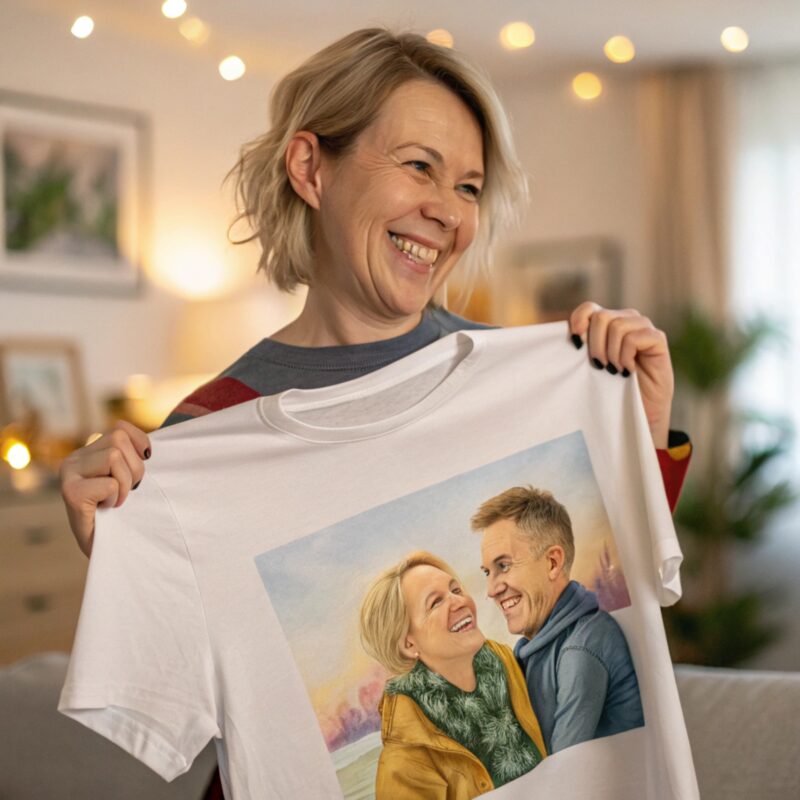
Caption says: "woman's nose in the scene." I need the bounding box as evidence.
[420,186,462,231]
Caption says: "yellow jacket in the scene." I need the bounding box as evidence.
[375,640,547,799]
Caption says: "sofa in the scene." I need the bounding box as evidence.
[1,653,798,798]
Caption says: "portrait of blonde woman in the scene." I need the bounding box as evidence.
[360,551,547,800]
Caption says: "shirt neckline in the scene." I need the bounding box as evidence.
[256,330,484,443]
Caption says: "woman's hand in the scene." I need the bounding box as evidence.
[59,421,151,557]
[569,302,674,449]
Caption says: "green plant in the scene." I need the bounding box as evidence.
[663,309,796,666]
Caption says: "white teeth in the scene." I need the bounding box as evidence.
[501,597,521,611]
[390,233,438,266]
[449,616,473,633]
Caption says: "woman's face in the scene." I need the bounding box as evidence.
[401,564,485,669]
[314,79,485,322]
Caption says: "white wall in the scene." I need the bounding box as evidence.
[495,70,650,310]
[0,1,297,427]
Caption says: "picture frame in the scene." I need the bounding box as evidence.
[0,339,90,440]
[0,89,148,294]
[495,236,623,326]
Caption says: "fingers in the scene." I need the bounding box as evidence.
[570,304,666,375]
[59,422,151,556]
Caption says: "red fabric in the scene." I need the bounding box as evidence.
[179,377,260,415]
[201,769,224,800]
[656,448,690,513]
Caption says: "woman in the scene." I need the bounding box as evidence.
[360,551,547,799]
[60,28,681,559]
[57,27,685,799]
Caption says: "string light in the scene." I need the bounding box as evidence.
[70,16,94,39]
[572,72,603,101]
[604,35,635,64]
[721,26,749,53]
[499,22,535,50]
[219,55,246,81]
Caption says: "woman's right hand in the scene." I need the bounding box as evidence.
[59,421,152,557]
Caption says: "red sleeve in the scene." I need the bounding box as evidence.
[656,430,692,513]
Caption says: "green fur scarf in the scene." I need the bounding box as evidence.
[385,643,542,787]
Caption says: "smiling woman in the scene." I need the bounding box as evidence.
[359,551,547,799]
[56,25,685,800]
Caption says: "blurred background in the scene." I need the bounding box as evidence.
[1,0,798,681]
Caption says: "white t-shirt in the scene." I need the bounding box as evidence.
[60,323,698,799]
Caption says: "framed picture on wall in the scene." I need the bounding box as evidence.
[0,89,147,294]
[495,237,623,326]
[0,339,90,440]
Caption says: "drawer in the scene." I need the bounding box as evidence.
[0,581,85,665]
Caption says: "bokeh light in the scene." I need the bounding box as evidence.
[70,16,94,39]
[219,55,246,81]
[721,26,749,53]
[161,0,187,20]
[426,29,454,48]
[179,16,210,45]
[500,22,535,50]
[604,35,635,64]
[572,72,603,101]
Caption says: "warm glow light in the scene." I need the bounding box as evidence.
[161,0,187,19]
[219,55,246,81]
[151,232,231,299]
[604,35,635,63]
[125,373,153,400]
[499,22,535,50]
[4,441,31,470]
[71,16,94,39]
[426,29,454,48]
[572,72,603,100]
[85,432,103,446]
[721,26,749,53]
[179,16,210,45]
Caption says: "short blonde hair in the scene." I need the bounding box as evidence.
[228,28,527,295]
[359,550,458,676]
[471,486,575,572]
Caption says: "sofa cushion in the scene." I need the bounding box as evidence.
[674,664,800,800]
[0,652,217,800]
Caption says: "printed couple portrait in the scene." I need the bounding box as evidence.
[256,432,643,800]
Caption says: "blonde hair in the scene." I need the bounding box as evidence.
[227,27,527,296]
[471,486,575,572]
[359,550,458,676]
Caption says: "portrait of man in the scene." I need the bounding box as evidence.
[473,486,644,754]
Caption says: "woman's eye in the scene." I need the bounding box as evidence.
[405,160,431,174]
[458,183,482,199]
[430,597,442,609]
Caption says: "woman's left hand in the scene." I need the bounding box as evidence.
[569,302,674,449]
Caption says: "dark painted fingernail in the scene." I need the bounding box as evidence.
[592,358,604,369]
[622,368,631,378]
[606,364,618,375]
[144,448,151,460]
[132,480,141,490]
[571,334,583,350]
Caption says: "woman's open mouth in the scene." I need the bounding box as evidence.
[388,232,439,268]
[449,615,475,633]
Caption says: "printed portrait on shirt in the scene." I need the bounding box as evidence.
[255,430,641,800]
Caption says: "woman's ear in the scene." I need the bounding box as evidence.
[399,635,419,661]
[285,131,323,210]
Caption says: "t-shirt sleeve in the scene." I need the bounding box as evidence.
[58,475,219,781]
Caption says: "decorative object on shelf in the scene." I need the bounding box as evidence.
[0,339,90,449]
[503,237,622,325]
[663,309,797,666]
[0,89,148,294]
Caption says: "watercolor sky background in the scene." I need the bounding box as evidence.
[255,430,627,738]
